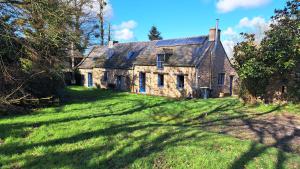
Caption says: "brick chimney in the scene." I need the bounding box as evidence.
[209,28,221,42]
[209,19,221,42]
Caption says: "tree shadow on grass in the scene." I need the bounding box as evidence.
[0,98,177,156]
[0,86,175,141]
[7,120,207,169]
[1,88,299,169]
[187,102,300,169]
[230,127,300,169]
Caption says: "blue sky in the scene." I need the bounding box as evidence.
[102,0,287,56]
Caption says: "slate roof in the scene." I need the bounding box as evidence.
[63,49,84,70]
[156,36,207,47]
[79,35,214,69]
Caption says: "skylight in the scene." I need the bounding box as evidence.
[127,51,135,59]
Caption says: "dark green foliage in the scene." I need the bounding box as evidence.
[233,0,300,102]
[148,26,163,41]
[0,1,76,110]
[233,34,271,102]
[260,0,300,101]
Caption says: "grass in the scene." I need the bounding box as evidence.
[0,86,299,169]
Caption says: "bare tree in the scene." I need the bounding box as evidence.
[97,0,106,46]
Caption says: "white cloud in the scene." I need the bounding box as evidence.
[114,29,134,41]
[112,20,137,30]
[238,17,270,30]
[103,2,113,19]
[223,40,235,58]
[223,27,237,36]
[84,0,114,20]
[217,0,271,13]
[238,16,271,41]
[222,16,271,57]
[112,20,137,41]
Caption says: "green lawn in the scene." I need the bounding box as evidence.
[0,87,299,169]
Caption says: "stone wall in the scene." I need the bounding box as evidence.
[92,68,133,91]
[197,42,238,97]
[78,69,93,87]
[132,66,196,98]
[79,68,133,90]
[79,42,238,98]
[212,42,238,97]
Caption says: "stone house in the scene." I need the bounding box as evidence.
[78,27,238,98]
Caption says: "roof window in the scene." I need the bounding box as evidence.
[127,51,135,59]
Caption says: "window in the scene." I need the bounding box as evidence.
[177,75,184,89]
[157,54,165,69]
[218,73,225,85]
[103,71,108,82]
[158,74,164,87]
[127,51,135,59]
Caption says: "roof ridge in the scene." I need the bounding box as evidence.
[111,35,208,45]
[156,35,208,42]
[85,35,209,50]
[114,41,154,45]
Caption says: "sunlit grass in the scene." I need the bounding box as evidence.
[0,86,299,169]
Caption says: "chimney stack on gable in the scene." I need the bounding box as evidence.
[108,41,114,48]
[209,19,221,42]
[108,41,119,48]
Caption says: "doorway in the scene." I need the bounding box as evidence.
[116,75,122,90]
[139,72,146,93]
[88,73,93,87]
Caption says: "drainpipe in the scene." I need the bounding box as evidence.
[132,63,135,93]
[195,65,198,89]
[194,63,200,98]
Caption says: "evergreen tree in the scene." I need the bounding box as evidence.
[148,26,163,41]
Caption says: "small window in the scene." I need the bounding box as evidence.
[177,75,184,89]
[158,74,164,87]
[218,73,225,85]
[157,54,165,69]
[103,71,108,82]
[127,51,135,59]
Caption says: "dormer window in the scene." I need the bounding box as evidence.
[127,51,135,59]
[157,54,165,69]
